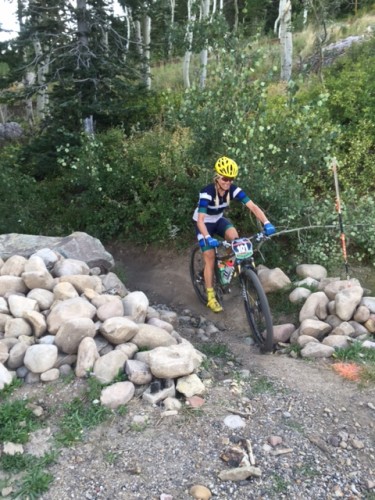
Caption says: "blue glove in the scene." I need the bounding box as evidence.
[206,236,219,247]
[264,222,276,236]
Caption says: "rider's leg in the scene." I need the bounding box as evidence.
[224,226,239,241]
[202,249,223,313]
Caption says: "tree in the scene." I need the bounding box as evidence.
[274,0,293,81]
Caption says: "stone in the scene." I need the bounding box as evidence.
[353,305,370,323]
[75,337,100,377]
[5,317,33,338]
[176,373,205,397]
[361,296,375,313]
[58,275,103,294]
[55,317,96,354]
[323,278,362,300]
[96,298,124,322]
[0,255,27,276]
[23,310,47,338]
[289,287,312,304]
[53,282,79,301]
[273,323,295,343]
[122,291,149,323]
[53,258,90,277]
[100,381,135,409]
[100,272,128,297]
[8,295,39,318]
[322,335,350,349]
[296,264,327,281]
[218,465,262,480]
[24,344,58,373]
[7,342,30,369]
[335,286,364,321]
[0,362,13,389]
[93,350,127,384]
[0,276,27,296]
[299,318,332,339]
[299,292,329,322]
[100,317,138,344]
[189,485,212,500]
[0,232,114,271]
[22,270,56,290]
[46,297,97,334]
[131,323,177,350]
[125,359,152,385]
[26,288,54,310]
[331,322,355,336]
[148,342,204,379]
[257,266,291,293]
[301,342,335,358]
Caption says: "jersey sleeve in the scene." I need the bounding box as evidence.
[197,188,213,214]
[231,184,250,204]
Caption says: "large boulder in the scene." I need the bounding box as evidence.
[0,232,114,272]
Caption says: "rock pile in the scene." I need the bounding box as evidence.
[0,247,206,410]
[258,263,375,357]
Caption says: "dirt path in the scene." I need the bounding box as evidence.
[109,243,375,427]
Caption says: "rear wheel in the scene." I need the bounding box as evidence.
[241,268,273,353]
[190,245,223,307]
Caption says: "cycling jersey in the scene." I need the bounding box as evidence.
[192,183,250,223]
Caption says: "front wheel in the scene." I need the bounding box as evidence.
[241,268,273,353]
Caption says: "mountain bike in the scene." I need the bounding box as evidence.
[189,233,274,353]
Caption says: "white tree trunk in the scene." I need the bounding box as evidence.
[34,38,49,120]
[143,14,152,89]
[135,20,143,57]
[168,0,175,57]
[183,0,195,89]
[274,0,293,82]
[199,0,210,89]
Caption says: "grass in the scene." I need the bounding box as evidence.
[197,343,229,358]
[247,375,278,396]
[267,287,300,324]
[0,399,43,444]
[272,473,289,494]
[55,378,112,446]
[0,378,23,400]
[297,462,320,478]
[0,375,126,498]
[15,467,54,499]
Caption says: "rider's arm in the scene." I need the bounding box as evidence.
[197,212,211,239]
[245,200,269,225]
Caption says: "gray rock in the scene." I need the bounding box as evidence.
[0,232,114,272]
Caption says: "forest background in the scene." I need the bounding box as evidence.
[0,0,375,275]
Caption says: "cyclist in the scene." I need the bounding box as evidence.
[192,156,276,313]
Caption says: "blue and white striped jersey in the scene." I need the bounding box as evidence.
[192,183,250,223]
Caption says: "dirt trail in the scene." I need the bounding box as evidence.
[109,243,375,425]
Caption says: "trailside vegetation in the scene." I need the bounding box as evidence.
[0,3,375,271]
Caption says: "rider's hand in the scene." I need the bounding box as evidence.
[206,236,219,247]
[263,222,276,236]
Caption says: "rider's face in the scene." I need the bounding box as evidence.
[218,176,234,188]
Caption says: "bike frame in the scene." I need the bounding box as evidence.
[214,232,265,291]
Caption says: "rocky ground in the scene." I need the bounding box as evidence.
[3,244,375,500]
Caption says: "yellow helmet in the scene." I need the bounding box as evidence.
[214,157,239,178]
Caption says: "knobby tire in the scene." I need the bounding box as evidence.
[241,268,274,353]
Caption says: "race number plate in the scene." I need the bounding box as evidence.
[232,238,253,260]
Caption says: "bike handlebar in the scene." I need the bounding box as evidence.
[218,231,269,248]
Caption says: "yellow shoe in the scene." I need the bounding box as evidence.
[207,297,223,313]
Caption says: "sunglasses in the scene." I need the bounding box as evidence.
[220,176,234,183]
